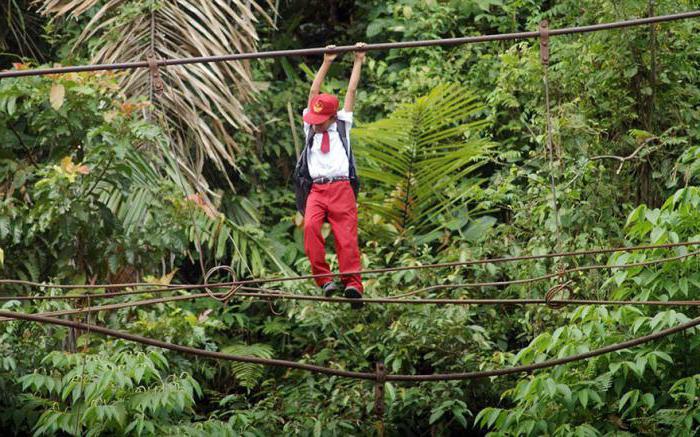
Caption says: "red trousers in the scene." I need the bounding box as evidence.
[304,181,363,292]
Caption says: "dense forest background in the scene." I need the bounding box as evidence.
[1,0,699,435]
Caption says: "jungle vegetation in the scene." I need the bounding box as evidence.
[1,0,699,435]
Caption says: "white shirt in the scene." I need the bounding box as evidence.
[302,108,353,179]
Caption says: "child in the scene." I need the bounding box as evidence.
[293,43,366,309]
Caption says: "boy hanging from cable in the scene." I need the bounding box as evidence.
[294,43,366,309]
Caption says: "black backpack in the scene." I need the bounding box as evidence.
[293,120,360,214]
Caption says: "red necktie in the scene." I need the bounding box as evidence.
[321,131,330,153]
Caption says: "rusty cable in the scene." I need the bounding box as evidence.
[203,265,240,305]
[1,248,697,302]
[266,297,284,316]
[0,287,698,323]
[1,11,698,79]
[1,241,699,299]
[380,249,700,299]
[0,293,212,321]
[0,310,697,382]
[219,288,700,307]
[388,314,700,381]
[544,280,574,309]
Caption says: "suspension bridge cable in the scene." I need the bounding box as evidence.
[389,249,700,298]
[2,245,698,303]
[1,241,699,298]
[0,11,698,79]
[0,288,697,323]
[0,310,697,382]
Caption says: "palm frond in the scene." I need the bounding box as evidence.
[220,343,274,389]
[34,0,275,193]
[189,207,291,278]
[353,84,494,236]
[1,0,46,62]
[89,142,289,277]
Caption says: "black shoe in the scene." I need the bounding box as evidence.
[322,281,339,297]
[344,287,364,309]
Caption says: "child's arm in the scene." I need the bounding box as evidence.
[308,45,337,107]
[343,42,366,112]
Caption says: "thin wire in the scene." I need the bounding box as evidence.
[236,287,700,307]
[1,246,698,302]
[0,293,210,321]
[2,241,699,296]
[203,265,240,304]
[1,11,698,79]
[0,287,697,324]
[389,249,700,298]
[0,310,696,382]
[543,59,563,252]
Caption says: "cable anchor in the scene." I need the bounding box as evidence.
[147,54,164,97]
[539,20,550,66]
[374,361,386,435]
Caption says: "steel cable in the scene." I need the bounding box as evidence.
[0,310,697,382]
[0,287,698,323]
[388,249,700,299]
[1,11,698,79]
[2,241,699,300]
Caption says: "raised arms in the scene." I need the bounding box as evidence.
[307,43,367,111]
[343,42,366,112]
[308,46,337,108]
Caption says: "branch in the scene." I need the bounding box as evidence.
[8,124,38,165]
[287,100,300,158]
[82,157,114,199]
[590,136,658,174]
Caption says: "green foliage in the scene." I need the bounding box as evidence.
[18,349,206,436]
[0,71,178,283]
[219,343,275,389]
[2,0,700,435]
[353,83,493,239]
[475,185,700,436]
[0,70,288,285]
[0,0,48,66]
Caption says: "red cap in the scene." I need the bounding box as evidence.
[303,93,339,125]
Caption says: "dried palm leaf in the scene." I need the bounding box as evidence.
[34,0,275,194]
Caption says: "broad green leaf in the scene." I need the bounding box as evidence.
[579,389,589,408]
[644,208,660,225]
[429,408,445,425]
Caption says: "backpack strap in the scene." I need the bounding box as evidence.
[304,127,314,157]
[336,120,350,156]
[293,126,316,214]
[294,126,314,179]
